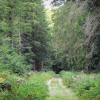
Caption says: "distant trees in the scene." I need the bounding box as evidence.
[51,0,100,71]
[52,1,87,70]
[84,0,100,71]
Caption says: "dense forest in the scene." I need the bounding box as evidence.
[0,0,100,100]
[51,0,100,72]
[0,0,50,73]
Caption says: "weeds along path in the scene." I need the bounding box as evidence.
[47,78,78,100]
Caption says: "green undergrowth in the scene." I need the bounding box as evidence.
[47,96,68,100]
[60,71,100,100]
[0,71,55,100]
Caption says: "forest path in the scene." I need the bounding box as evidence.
[47,78,78,100]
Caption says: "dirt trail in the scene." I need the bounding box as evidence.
[47,78,78,100]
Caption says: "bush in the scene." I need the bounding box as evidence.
[0,45,31,75]
[60,71,100,100]
[0,91,20,100]
[72,74,100,100]
[15,82,48,100]
[0,72,50,100]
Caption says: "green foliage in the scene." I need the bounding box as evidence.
[0,45,30,75]
[74,75,100,100]
[47,96,68,100]
[84,13,100,71]
[15,82,48,100]
[0,72,55,100]
[60,71,100,100]
[0,0,51,72]
[60,71,77,87]
[52,1,88,70]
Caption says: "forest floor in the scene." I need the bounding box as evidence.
[46,78,78,100]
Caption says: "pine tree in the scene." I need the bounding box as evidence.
[0,0,50,73]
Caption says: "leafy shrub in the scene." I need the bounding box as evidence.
[0,91,20,100]
[0,72,51,100]
[60,71,100,100]
[0,45,31,75]
[72,74,100,100]
[14,73,49,100]
[0,72,21,100]
[15,82,48,100]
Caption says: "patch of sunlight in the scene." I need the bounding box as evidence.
[0,77,5,83]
